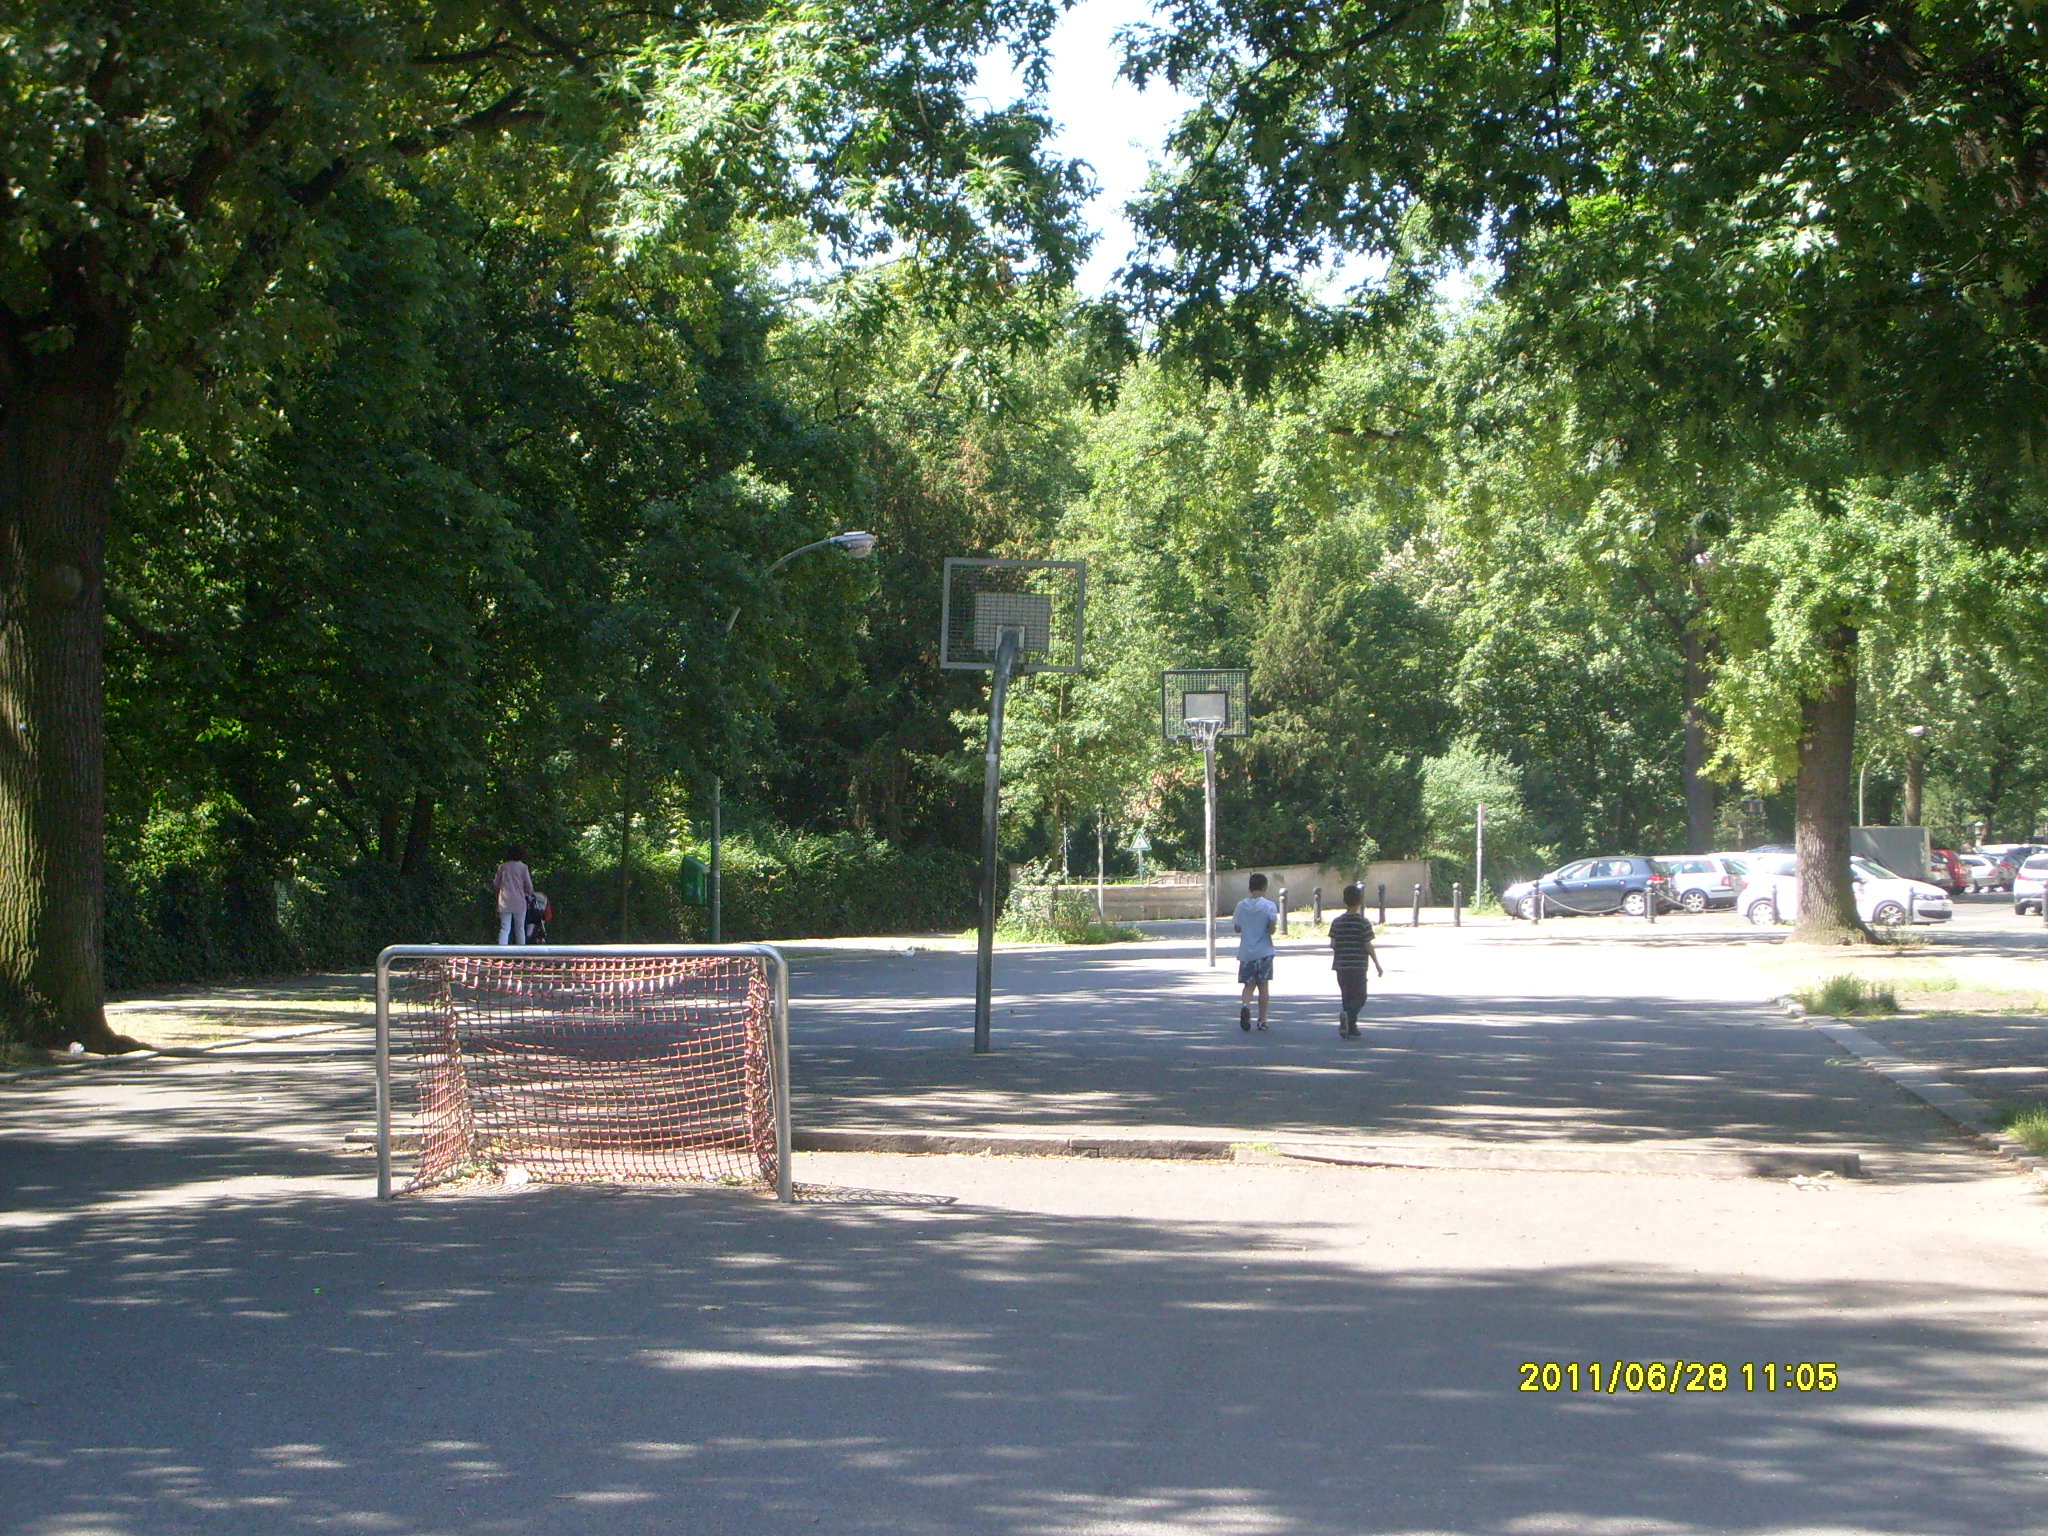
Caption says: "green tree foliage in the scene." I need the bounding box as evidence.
[0,0,1088,1045]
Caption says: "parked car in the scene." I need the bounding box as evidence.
[1739,853,1952,927]
[1503,856,1673,920]
[1652,852,1750,912]
[1929,848,1968,895]
[1978,843,2043,871]
[2013,852,2048,915]
[1957,853,2011,892]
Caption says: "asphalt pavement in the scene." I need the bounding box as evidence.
[8,916,2048,1535]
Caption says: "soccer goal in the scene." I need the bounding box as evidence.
[374,945,792,1201]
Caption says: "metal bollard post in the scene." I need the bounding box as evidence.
[1278,886,1289,936]
[1907,888,1916,927]
[1533,887,1544,924]
[1411,882,1422,926]
[1378,884,1387,925]
[1453,882,1463,926]
[1313,886,1322,927]
[1646,880,1657,923]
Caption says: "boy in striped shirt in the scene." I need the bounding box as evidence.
[1328,883,1384,1039]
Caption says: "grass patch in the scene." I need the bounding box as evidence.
[1996,1106,2048,1158]
[996,886,1144,945]
[1794,973,1900,1017]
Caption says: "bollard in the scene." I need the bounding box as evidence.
[1453,882,1463,926]
[1411,882,1422,926]
[1646,879,1658,923]
[1907,888,1916,927]
[1278,886,1289,936]
[1378,883,1387,924]
[1533,887,1544,924]
[1313,886,1323,927]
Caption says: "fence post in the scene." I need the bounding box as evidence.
[1453,882,1463,926]
[1411,882,1422,926]
[1378,883,1387,925]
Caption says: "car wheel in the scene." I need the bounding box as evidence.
[1621,890,1648,917]
[1517,895,1538,921]
[1679,889,1709,913]
[1745,899,1779,926]
[1872,901,1908,926]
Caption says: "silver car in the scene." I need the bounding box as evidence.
[1652,852,1749,912]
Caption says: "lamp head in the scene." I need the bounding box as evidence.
[831,530,878,559]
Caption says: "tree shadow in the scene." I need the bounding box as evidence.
[3,1171,2045,1535]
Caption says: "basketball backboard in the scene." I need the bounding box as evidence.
[941,559,1085,673]
[1161,668,1251,742]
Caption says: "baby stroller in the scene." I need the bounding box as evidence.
[525,891,553,944]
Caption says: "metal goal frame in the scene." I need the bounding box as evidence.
[374,943,792,1202]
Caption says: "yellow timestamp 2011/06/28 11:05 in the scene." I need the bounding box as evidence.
[1517,1361,1839,1394]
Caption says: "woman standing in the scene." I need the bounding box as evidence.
[494,846,535,945]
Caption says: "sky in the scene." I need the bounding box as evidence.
[974,0,1194,293]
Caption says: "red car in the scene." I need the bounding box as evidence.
[1930,849,1968,895]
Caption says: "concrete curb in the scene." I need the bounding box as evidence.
[794,1126,1862,1178]
[1806,1016,2048,1189]
[0,1021,366,1084]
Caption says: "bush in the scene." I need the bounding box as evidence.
[100,827,980,992]
[998,884,1143,944]
[711,829,979,940]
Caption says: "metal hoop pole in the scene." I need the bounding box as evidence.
[975,629,1021,1052]
[1204,734,1219,968]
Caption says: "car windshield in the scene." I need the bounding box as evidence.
[1851,856,1906,882]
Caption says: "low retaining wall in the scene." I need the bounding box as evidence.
[1092,862,1433,921]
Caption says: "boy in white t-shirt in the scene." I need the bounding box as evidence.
[1232,873,1281,1031]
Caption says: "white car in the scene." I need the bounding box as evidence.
[1957,853,2009,892]
[1740,853,1952,927]
[2013,853,2048,915]
[1652,852,1750,912]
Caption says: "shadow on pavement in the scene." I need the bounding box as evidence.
[4,1168,2045,1536]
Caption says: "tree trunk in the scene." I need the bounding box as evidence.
[0,371,136,1050]
[1903,742,1925,827]
[377,800,404,867]
[1791,624,1868,944]
[1682,627,1714,852]
[399,791,435,878]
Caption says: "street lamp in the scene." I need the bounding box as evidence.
[712,530,877,940]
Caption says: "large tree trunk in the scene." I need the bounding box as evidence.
[1682,627,1714,852]
[399,791,435,878]
[1791,624,1868,945]
[0,369,136,1050]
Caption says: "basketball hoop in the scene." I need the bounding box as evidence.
[1161,668,1252,969]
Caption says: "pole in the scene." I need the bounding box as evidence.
[1453,882,1463,926]
[1475,802,1486,907]
[1096,814,1106,916]
[1411,882,1421,926]
[710,776,722,944]
[1203,736,1219,968]
[974,629,1021,1053]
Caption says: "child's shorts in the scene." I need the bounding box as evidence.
[1237,954,1275,986]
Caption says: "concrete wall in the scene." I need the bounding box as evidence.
[1093,862,1434,921]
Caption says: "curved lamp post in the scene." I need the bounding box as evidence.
[712,530,877,940]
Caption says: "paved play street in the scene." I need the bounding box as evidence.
[6,914,2048,1535]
